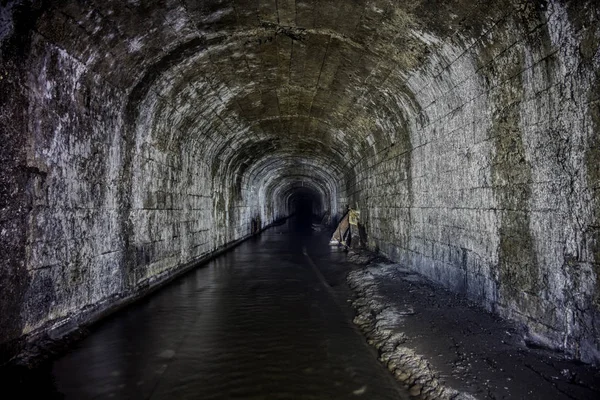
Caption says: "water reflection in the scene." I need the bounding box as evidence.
[8,219,407,399]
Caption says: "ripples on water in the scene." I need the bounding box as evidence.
[10,219,408,399]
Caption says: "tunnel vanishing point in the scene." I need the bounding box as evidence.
[0,0,599,367]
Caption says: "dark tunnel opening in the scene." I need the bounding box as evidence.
[287,188,323,233]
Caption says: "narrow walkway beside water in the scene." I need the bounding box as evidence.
[21,220,407,399]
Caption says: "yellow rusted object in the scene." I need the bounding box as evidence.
[349,209,360,226]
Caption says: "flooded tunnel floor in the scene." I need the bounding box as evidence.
[13,220,408,399]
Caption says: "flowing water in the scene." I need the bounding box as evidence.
[11,219,408,399]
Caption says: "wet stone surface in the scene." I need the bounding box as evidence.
[348,254,600,400]
[2,222,407,399]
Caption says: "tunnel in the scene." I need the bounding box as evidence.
[1,0,600,398]
[288,186,323,225]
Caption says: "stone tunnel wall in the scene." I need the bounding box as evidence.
[347,1,600,363]
[0,5,344,359]
[0,12,273,361]
[1,0,598,367]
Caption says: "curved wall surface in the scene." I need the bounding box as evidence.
[0,0,598,363]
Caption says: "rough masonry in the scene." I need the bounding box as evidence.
[0,0,599,365]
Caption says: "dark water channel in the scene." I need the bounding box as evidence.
[13,218,408,399]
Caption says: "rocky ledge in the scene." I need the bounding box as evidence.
[347,251,600,400]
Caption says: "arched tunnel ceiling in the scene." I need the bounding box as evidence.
[30,0,512,192]
[4,0,600,369]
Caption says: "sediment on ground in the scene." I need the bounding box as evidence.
[348,261,476,399]
[347,250,600,400]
